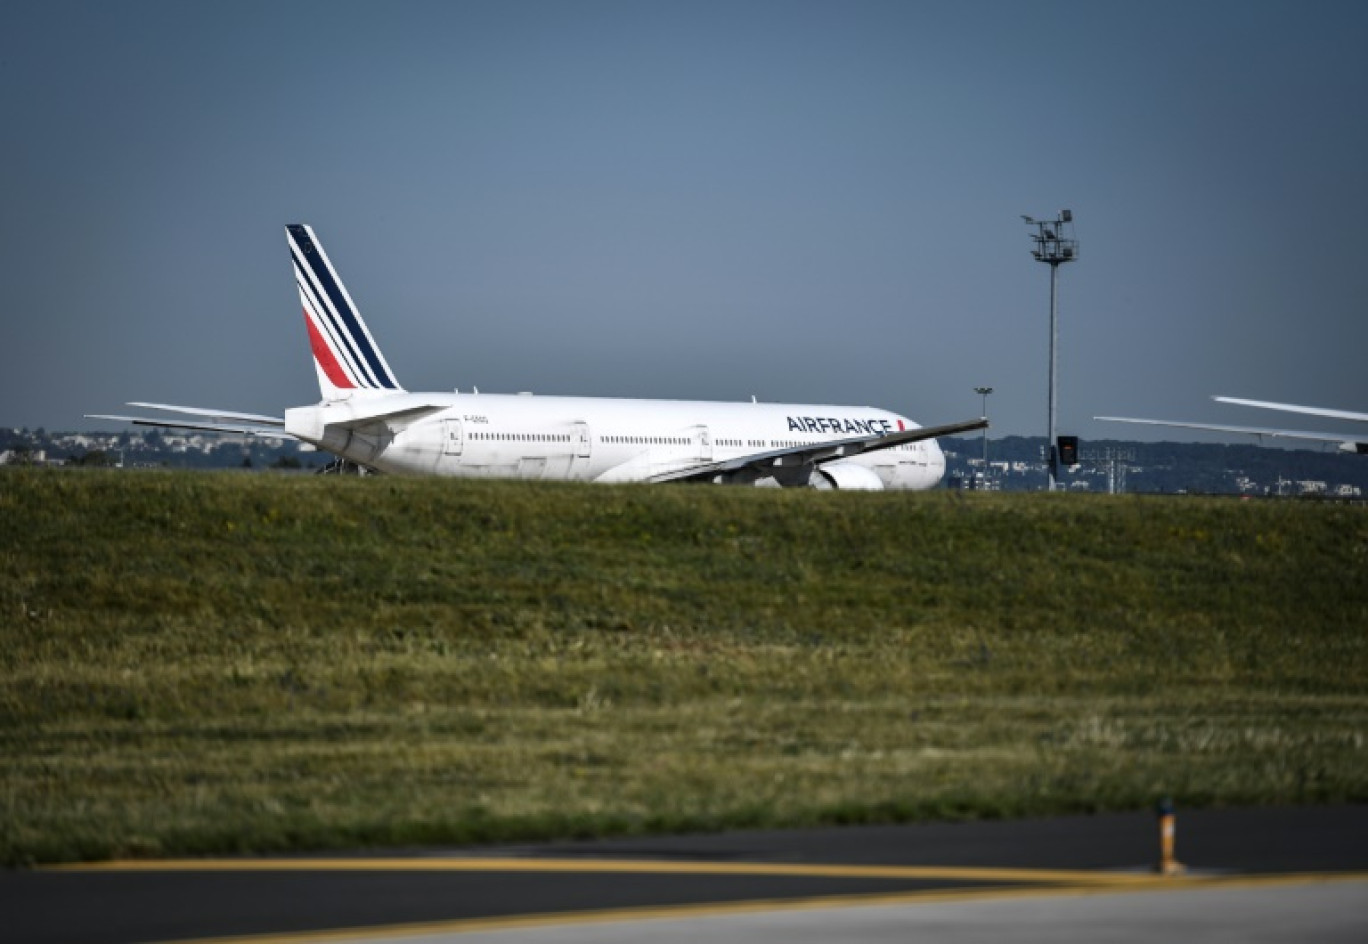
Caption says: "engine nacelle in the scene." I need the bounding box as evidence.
[812,460,886,490]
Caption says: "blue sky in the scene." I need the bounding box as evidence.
[3,0,1366,442]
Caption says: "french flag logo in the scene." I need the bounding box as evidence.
[287,224,401,395]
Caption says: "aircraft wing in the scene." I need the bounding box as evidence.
[1212,397,1368,424]
[651,417,988,484]
[86,402,294,440]
[1094,416,1368,454]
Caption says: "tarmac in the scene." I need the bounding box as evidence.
[8,806,1366,943]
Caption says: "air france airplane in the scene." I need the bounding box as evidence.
[91,225,986,489]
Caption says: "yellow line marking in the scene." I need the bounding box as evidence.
[146,872,1368,944]
[50,856,1164,886]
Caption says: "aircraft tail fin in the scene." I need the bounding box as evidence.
[287,224,404,400]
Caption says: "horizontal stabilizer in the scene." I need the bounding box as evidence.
[324,402,447,431]
[127,402,285,425]
[85,414,297,439]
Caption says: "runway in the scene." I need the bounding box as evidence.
[7,806,1366,943]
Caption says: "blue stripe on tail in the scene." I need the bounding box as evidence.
[287,225,400,391]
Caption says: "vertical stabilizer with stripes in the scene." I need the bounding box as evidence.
[288,224,403,400]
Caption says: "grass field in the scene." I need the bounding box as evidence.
[2,469,1365,864]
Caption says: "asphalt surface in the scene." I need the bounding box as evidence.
[415,880,1368,944]
[5,806,1366,943]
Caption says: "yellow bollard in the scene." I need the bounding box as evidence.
[1156,797,1185,876]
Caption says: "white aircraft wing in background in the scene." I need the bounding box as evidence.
[1096,395,1368,454]
[1212,396,1368,425]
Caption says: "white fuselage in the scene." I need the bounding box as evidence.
[285,393,947,489]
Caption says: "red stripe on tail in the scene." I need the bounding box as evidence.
[303,310,355,389]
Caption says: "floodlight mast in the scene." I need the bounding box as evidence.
[1024,210,1078,491]
[974,386,993,483]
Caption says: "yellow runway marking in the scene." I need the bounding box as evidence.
[51,856,1162,886]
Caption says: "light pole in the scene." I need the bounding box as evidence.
[1022,210,1078,491]
[974,386,993,485]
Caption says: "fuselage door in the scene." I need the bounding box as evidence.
[571,422,591,458]
[443,418,463,456]
[695,425,713,461]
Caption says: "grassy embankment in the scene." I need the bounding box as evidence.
[2,469,1365,864]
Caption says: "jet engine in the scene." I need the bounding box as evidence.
[811,460,885,490]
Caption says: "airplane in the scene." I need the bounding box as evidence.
[1096,396,1368,454]
[90,225,986,489]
